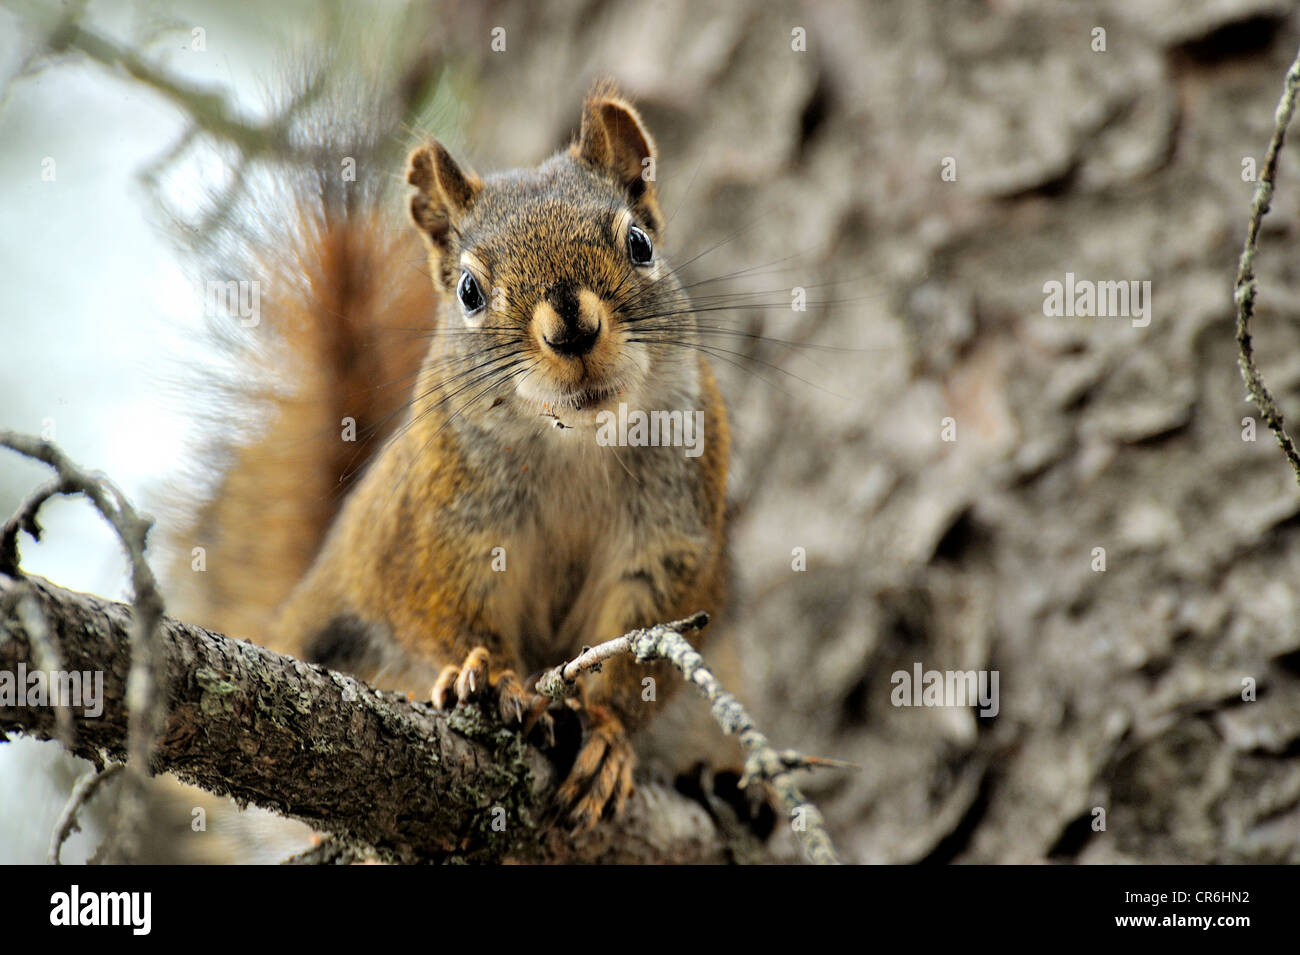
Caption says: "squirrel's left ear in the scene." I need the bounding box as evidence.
[574,84,663,235]
[407,140,482,289]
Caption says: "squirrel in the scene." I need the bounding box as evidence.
[172,79,732,834]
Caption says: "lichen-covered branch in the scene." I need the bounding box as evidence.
[0,572,768,864]
[1234,42,1300,487]
[536,613,845,865]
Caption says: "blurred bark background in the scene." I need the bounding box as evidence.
[462,0,1300,864]
[7,0,1300,863]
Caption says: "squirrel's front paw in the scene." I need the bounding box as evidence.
[555,701,636,832]
[430,647,531,727]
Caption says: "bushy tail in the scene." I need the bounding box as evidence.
[163,66,435,651]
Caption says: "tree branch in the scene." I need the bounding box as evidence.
[0,572,773,864]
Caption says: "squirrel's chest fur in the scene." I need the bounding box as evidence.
[282,371,721,683]
[484,434,639,665]
[439,396,712,672]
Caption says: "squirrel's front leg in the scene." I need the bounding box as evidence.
[556,544,721,830]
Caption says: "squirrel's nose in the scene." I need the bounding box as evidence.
[535,285,605,358]
[544,323,601,357]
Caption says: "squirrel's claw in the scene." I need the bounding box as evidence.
[430,646,531,729]
[454,647,490,702]
[491,669,535,728]
[430,663,462,710]
[434,652,635,828]
[556,700,636,832]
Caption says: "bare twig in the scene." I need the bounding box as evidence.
[29,9,306,156]
[47,764,124,865]
[0,477,61,575]
[1235,42,1300,487]
[536,612,846,865]
[0,431,165,862]
[776,750,860,772]
[4,3,330,244]
[532,615,702,697]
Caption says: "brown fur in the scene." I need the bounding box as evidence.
[172,202,433,649]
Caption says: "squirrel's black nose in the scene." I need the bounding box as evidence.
[542,283,601,356]
[544,324,601,357]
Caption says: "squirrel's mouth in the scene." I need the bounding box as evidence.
[514,354,646,424]
[525,380,624,429]
[564,384,618,411]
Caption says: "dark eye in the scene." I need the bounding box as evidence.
[627,225,653,266]
[457,270,485,313]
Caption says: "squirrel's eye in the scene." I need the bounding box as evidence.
[457,270,485,314]
[627,225,653,266]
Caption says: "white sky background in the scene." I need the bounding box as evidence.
[0,0,334,863]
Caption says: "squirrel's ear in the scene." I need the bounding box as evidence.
[574,85,662,234]
[407,141,482,275]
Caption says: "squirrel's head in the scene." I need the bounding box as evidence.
[406,82,694,429]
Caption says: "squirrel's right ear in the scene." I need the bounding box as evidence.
[574,85,663,235]
[407,141,482,284]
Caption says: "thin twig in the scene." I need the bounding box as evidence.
[7,4,329,246]
[47,764,124,865]
[0,431,165,862]
[0,477,61,576]
[536,612,846,865]
[38,12,302,156]
[1234,42,1300,487]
